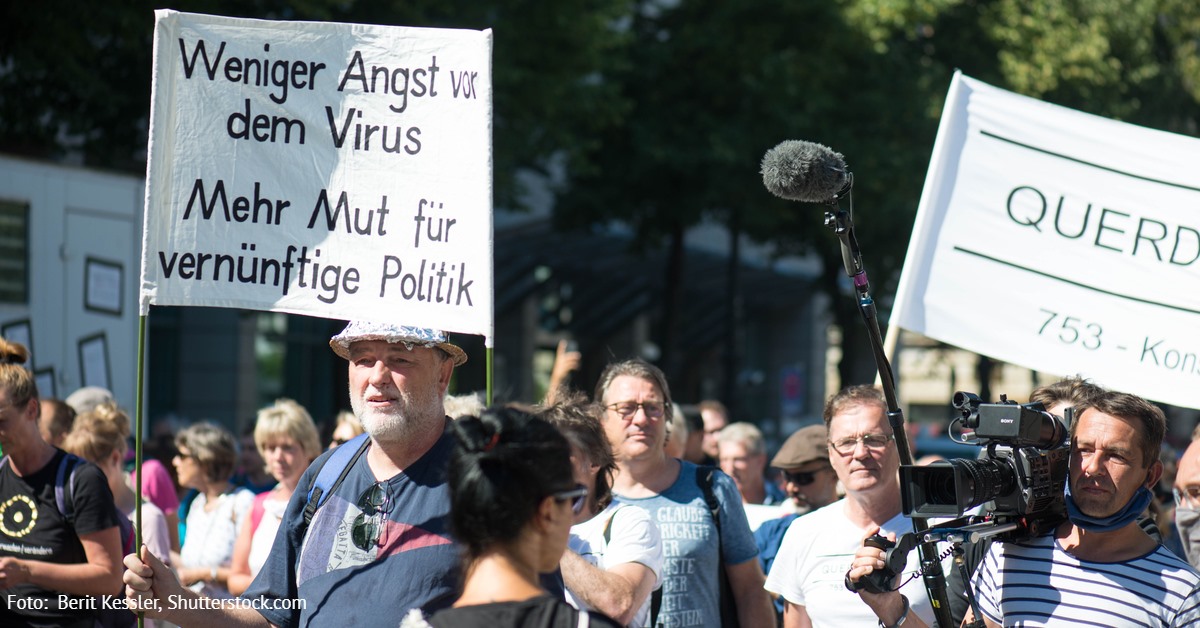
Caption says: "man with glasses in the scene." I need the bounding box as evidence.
[753,424,838,623]
[124,321,466,628]
[765,384,946,627]
[596,359,774,628]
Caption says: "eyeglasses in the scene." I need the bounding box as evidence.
[784,468,829,486]
[606,401,666,419]
[331,438,348,447]
[553,484,589,515]
[352,481,394,551]
[1176,486,1200,509]
[829,433,895,455]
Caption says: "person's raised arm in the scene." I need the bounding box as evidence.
[0,525,122,596]
[544,340,581,405]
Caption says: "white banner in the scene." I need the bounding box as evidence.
[141,11,494,344]
[893,72,1200,409]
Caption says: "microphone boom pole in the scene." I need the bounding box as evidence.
[822,176,953,628]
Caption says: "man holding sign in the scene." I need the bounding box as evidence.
[123,321,465,627]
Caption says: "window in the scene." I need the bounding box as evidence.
[0,201,29,303]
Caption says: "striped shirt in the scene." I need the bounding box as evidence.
[972,532,1200,626]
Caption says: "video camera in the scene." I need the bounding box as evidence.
[849,392,1072,600]
[899,391,1070,541]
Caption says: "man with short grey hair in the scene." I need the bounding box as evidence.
[124,321,466,628]
[717,422,785,506]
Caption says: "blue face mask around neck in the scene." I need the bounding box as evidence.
[1064,480,1154,533]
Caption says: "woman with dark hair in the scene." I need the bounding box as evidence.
[172,421,254,598]
[404,406,622,628]
[0,339,124,627]
[540,398,663,627]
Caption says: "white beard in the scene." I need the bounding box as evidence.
[351,384,444,443]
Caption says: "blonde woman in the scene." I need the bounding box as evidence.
[63,402,172,563]
[328,409,364,449]
[0,339,123,626]
[64,401,172,627]
[228,399,321,595]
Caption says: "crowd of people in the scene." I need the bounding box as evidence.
[3,321,1200,627]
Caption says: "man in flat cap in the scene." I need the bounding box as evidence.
[124,321,466,628]
[754,424,838,622]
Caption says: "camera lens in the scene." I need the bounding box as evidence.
[901,457,1018,517]
[923,468,960,506]
[951,457,1017,508]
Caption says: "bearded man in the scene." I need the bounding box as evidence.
[124,321,465,628]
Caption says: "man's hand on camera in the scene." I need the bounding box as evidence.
[847,528,926,628]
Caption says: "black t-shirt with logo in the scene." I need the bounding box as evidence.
[427,595,623,628]
[0,448,121,627]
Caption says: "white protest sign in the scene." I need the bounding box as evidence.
[892,72,1200,409]
[141,10,494,344]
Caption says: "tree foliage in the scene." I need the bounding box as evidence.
[558,0,1200,389]
[0,0,632,209]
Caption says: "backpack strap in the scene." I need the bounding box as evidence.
[117,511,136,556]
[601,504,624,545]
[696,465,722,535]
[55,452,83,525]
[302,432,371,530]
[697,464,739,628]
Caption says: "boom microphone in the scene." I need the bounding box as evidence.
[760,140,848,203]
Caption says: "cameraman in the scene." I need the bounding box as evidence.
[942,376,1104,624]
[849,390,1200,627]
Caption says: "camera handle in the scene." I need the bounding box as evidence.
[824,182,953,628]
[849,527,991,628]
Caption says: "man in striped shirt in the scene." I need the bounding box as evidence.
[850,390,1200,627]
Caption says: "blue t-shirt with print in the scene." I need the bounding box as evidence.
[613,461,758,628]
[243,427,460,628]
